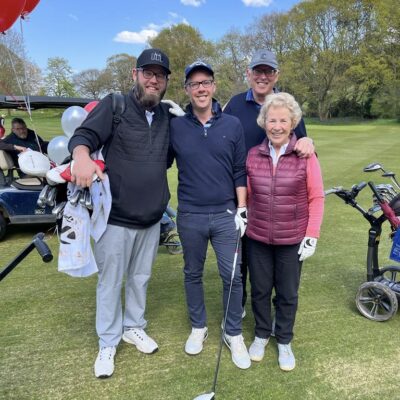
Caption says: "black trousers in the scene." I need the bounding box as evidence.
[247,237,302,344]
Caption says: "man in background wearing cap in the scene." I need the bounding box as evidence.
[69,48,173,378]
[168,61,251,369]
[224,49,314,318]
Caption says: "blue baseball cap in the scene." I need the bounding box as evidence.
[184,60,214,82]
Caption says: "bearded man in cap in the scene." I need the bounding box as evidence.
[69,48,175,378]
[223,49,314,326]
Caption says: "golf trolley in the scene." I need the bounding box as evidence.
[159,205,182,255]
[0,232,53,282]
[325,163,400,321]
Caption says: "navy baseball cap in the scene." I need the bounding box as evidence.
[136,48,171,74]
[184,60,214,82]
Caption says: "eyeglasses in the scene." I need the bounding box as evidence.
[185,79,214,90]
[137,68,168,82]
[252,68,278,77]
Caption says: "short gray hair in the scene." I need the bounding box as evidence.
[257,92,302,130]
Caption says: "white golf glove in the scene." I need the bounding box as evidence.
[162,99,185,117]
[298,237,317,261]
[235,207,247,237]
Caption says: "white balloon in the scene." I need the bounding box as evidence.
[61,106,88,138]
[47,135,70,165]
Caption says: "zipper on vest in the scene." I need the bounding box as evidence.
[203,122,211,138]
[149,126,152,147]
[269,156,275,244]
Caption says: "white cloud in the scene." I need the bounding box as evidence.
[114,29,158,44]
[181,0,205,7]
[68,14,78,21]
[242,0,272,7]
[114,14,190,44]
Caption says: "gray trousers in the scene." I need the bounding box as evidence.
[94,222,160,348]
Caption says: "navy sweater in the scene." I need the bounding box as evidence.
[169,100,246,213]
[224,90,307,153]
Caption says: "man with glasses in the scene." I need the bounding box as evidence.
[168,61,251,369]
[69,48,173,378]
[223,49,314,326]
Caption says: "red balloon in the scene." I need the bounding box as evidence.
[84,101,99,113]
[0,0,26,32]
[21,0,40,17]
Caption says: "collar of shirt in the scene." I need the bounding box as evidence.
[268,141,289,166]
[145,110,155,126]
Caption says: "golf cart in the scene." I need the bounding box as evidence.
[0,95,93,241]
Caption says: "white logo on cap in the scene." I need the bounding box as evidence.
[190,61,205,68]
[151,52,162,62]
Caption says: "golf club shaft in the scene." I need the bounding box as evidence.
[212,229,241,393]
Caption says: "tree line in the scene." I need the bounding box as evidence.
[0,0,398,121]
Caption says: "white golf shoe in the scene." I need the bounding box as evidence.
[122,328,158,354]
[94,346,116,378]
[223,333,251,369]
[185,327,208,355]
[249,337,269,362]
[278,343,296,371]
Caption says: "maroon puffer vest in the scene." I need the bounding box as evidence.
[246,134,308,245]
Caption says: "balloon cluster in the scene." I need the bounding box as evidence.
[47,102,98,165]
[1,0,41,33]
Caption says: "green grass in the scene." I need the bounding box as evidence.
[1,114,400,400]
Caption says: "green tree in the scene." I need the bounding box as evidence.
[44,57,76,97]
[73,69,110,99]
[104,53,136,94]
[0,30,42,96]
[149,24,215,106]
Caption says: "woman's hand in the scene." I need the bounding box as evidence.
[298,237,317,261]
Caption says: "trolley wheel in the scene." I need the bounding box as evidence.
[164,232,183,255]
[356,281,398,321]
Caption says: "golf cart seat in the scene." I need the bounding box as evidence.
[0,150,43,190]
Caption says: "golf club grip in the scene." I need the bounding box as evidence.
[368,181,383,203]
[33,235,53,263]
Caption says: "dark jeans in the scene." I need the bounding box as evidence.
[177,210,243,336]
[247,237,302,344]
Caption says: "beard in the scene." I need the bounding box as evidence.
[134,81,166,109]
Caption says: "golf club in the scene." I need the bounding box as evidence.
[193,229,242,400]
[363,162,400,191]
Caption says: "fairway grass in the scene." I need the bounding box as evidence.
[1,117,400,400]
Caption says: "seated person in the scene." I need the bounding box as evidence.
[0,117,48,166]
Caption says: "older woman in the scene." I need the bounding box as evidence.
[246,92,324,371]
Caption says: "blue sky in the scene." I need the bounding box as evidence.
[15,0,301,73]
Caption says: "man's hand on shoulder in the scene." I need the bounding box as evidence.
[294,137,314,158]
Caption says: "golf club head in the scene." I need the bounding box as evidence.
[38,184,51,202]
[193,392,215,400]
[363,162,383,172]
[84,190,93,210]
[69,190,82,206]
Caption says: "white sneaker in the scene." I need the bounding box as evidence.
[185,327,208,355]
[278,343,295,371]
[223,334,251,369]
[94,346,116,378]
[249,337,269,362]
[122,328,158,354]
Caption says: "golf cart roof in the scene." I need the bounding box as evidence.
[0,95,95,110]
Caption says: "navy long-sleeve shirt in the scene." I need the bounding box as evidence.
[169,100,246,213]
